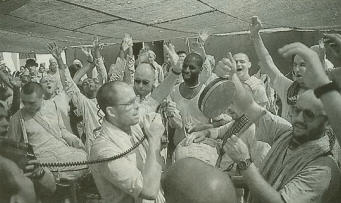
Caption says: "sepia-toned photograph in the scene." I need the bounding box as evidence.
[0,0,341,202]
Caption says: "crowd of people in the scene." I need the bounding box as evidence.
[0,16,341,203]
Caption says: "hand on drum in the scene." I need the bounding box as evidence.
[223,135,250,162]
[183,129,210,146]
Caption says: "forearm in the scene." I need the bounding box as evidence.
[151,70,180,103]
[123,55,135,85]
[231,73,264,121]
[241,164,284,203]
[252,33,282,80]
[320,90,341,144]
[118,47,125,59]
[128,46,133,58]
[55,57,68,90]
[95,57,108,84]
[141,141,162,199]
[73,63,93,83]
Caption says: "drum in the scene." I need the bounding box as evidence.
[198,78,236,118]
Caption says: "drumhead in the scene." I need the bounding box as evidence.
[198,78,235,118]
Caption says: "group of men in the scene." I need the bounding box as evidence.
[0,16,341,203]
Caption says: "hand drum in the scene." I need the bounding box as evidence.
[198,78,236,119]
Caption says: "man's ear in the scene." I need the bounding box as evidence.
[106,106,117,118]
[247,61,252,69]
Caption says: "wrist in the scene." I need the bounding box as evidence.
[149,139,161,150]
[240,162,256,176]
[314,81,339,98]
[236,157,252,171]
[314,77,331,89]
[32,168,46,180]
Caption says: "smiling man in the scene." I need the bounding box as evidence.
[233,53,269,107]
[250,16,329,122]
[219,44,341,203]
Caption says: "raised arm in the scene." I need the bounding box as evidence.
[93,38,108,85]
[123,34,135,85]
[47,42,69,90]
[250,17,286,82]
[151,43,182,103]
[139,114,164,199]
[279,42,341,145]
[72,46,97,84]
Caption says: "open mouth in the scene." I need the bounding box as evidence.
[237,68,242,72]
[294,122,306,130]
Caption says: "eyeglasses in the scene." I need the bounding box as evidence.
[116,98,138,109]
[292,106,320,122]
[134,79,150,85]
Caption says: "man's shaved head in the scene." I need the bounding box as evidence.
[96,81,130,115]
[135,63,155,80]
[134,63,155,98]
[233,53,250,62]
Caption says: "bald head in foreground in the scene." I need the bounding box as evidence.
[163,158,237,203]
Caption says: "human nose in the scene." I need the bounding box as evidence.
[183,66,190,73]
[294,110,305,122]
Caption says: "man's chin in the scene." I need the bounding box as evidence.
[292,127,307,138]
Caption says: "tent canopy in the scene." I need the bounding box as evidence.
[0,0,340,53]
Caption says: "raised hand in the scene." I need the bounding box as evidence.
[278,42,330,89]
[324,33,341,58]
[122,33,133,51]
[80,46,94,63]
[142,113,165,143]
[190,39,206,60]
[249,16,262,37]
[214,52,237,78]
[93,37,103,59]
[137,47,150,63]
[163,42,182,73]
[198,30,209,45]
[310,40,326,68]
[47,42,63,59]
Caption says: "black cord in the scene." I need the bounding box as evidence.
[39,135,146,168]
